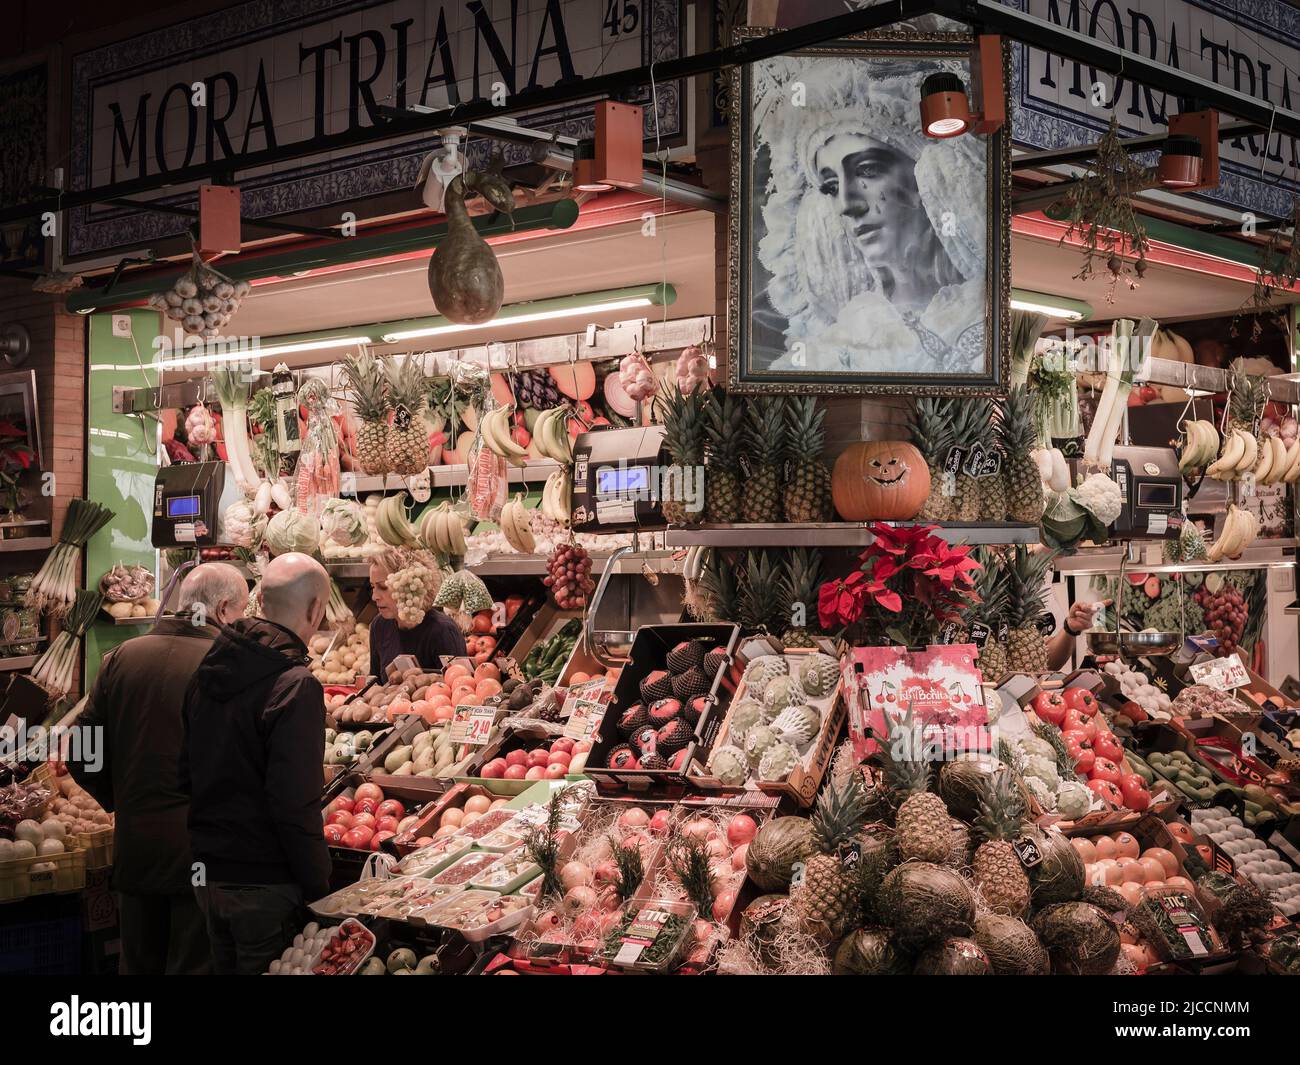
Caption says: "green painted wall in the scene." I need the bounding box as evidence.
[83,310,161,684]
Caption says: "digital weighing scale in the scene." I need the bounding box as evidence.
[570,425,668,533]
[151,461,226,547]
[1108,445,1184,539]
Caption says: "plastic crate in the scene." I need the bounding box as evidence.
[0,915,81,975]
[0,845,87,903]
[74,827,114,870]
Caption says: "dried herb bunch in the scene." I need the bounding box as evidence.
[1240,200,1300,340]
[608,832,647,899]
[1059,116,1150,300]
[667,831,715,915]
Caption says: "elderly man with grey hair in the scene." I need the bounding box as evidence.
[181,552,333,975]
[69,562,249,975]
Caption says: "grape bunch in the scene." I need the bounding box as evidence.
[388,562,437,625]
[544,542,594,610]
[1193,582,1247,656]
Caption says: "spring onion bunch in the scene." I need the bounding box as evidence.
[25,499,115,618]
[31,589,103,699]
[211,367,260,491]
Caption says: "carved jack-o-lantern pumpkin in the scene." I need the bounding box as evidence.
[831,441,931,521]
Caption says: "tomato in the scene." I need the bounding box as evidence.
[1092,731,1124,764]
[1032,691,1068,726]
[1063,708,1097,740]
[1087,778,1124,805]
[1120,774,1151,810]
[1091,757,1123,785]
[376,799,406,819]
[1063,731,1095,774]
[1063,688,1099,716]
[1119,699,1148,723]
[471,611,495,635]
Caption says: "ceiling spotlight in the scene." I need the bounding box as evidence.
[573,140,614,193]
[921,73,971,138]
[1158,135,1203,188]
[920,37,1006,140]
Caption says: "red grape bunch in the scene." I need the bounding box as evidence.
[1194,581,1246,656]
[544,542,595,609]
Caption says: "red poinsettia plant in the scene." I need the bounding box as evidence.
[818,523,983,648]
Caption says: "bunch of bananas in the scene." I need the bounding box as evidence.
[499,494,536,553]
[479,405,529,467]
[418,501,468,555]
[1206,503,1260,561]
[375,493,416,547]
[1177,419,1220,473]
[540,469,572,525]
[531,406,573,463]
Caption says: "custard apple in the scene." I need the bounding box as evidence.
[1018,736,1056,762]
[758,740,800,781]
[744,724,779,768]
[742,656,787,699]
[771,703,821,748]
[728,699,768,743]
[797,653,839,698]
[708,745,749,787]
[762,675,801,715]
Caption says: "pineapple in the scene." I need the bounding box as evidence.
[741,397,787,523]
[977,400,1008,520]
[656,384,707,525]
[964,548,1010,684]
[1000,385,1045,524]
[1227,372,1267,436]
[342,351,390,476]
[703,390,744,524]
[949,401,985,522]
[783,397,833,522]
[908,397,956,521]
[972,771,1032,917]
[792,770,870,945]
[383,356,430,475]
[737,550,785,634]
[878,708,950,863]
[779,548,823,648]
[1004,545,1052,675]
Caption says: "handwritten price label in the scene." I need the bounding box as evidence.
[563,699,607,741]
[1189,654,1250,692]
[450,705,497,745]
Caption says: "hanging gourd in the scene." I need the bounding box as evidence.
[427,167,516,324]
[831,441,931,521]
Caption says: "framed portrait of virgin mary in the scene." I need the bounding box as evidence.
[727,32,1011,395]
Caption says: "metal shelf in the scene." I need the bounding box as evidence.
[0,536,52,553]
[305,553,681,580]
[350,461,560,495]
[663,522,1041,548]
[1056,538,1296,576]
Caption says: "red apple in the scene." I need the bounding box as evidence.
[525,766,546,780]
[527,749,551,768]
[504,764,528,780]
[351,812,377,831]
[326,810,355,829]
[353,797,379,816]
[354,783,383,803]
[376,799,406,819]
[480,758,508,779]
[544,763,568,779]
[505,750,530,767]
[375,816,400,834]
[370,830,396,850]
[323,824,347,843]
[326,796,355,815]
[1032,691,1068,726]
[342,826,374,849]
[546,749,572,767]
[573,740,594,754]
[550,738,576,754]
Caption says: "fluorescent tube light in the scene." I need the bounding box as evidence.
[381,298,655,344]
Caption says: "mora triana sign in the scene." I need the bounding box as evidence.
[1007,0,1300,218]
[67,0,683,257]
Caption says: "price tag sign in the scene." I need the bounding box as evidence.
[944,446,965,475]
[450,705,497,745]
[1190,654,1250,692]
[563,698,607,741]
[962,443,986,478]
[560,677,610,717]
[391,654,420,674]
[968,621,991,648]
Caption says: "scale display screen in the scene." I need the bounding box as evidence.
[596,465,649,496]
[1135,482,1177,509]
[165,495,201,519]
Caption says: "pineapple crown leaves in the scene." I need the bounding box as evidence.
[948,397,989,448]
[809,766,872,857]
[780,547,824,629]
[973,769,1028,844]
[383,355,430,411]
[666,830,716,913]
[964,547,1008,625]
[998,384,1039,451]
[742,395,789,466]
[341,351,390,419]
[877,704,933,799]
[738,549,788,632]
[783,395,826,458]
[703,388,745,464]
[1004,545,1055,627]
[907,396,955,464]
[699,547,740,621]
[655,381,707,465]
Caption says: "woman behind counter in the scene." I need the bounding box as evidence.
[367,549,466,679]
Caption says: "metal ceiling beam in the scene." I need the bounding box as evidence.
[0,0,921,228]
[1012,120,1259,171]
[102,197,346,241]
